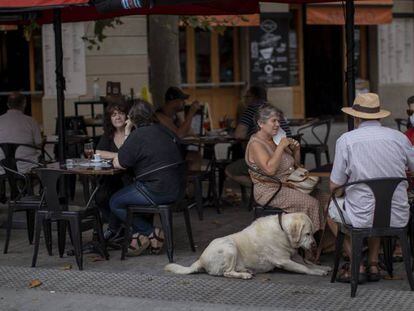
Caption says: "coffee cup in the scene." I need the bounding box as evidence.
[93,153,101,162]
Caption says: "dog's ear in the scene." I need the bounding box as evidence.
[289,220,304,248]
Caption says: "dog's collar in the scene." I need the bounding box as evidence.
[278,213,286,232]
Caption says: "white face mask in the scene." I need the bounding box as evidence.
[273,127,287,145]
[409,115,414,126]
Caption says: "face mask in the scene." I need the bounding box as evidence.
[409,115,414,126]
[273,127,286,145]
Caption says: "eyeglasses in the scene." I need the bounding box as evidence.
[407,109,414,116]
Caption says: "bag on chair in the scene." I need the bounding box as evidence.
[287,167,319,194]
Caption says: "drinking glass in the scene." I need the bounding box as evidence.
[84,142,94,160]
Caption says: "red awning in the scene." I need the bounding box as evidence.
[0,1,349,24]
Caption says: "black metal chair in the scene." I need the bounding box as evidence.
[121,161,196,263]
[395,118,409,132]
[0,143,45,254]
[32,168,106,270]
[248,166,284,219]
[330,177,414,297]
[298,118,331,168]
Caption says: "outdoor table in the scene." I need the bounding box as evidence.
[45,160,123,257]
[308,163,332,178]
[181,135,241,212]
[288,117,318,128]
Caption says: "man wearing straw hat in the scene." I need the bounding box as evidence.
[328,93,414,283]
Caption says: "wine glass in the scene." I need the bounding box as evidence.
[84,142,94,161]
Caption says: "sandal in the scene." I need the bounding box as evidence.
[336,263,367,284]
[127,233,150,257]
[149,228,165,255]
[367,262,381,282]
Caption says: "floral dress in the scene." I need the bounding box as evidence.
[246,134,322,232]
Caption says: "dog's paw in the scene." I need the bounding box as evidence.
[318,265,332,273]
[241,272,253,279]
[308,269,328,276]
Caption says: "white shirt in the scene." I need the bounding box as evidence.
[0,109,42,173]
[330,120,414,228]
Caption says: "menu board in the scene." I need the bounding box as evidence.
[250,13,290,87]
[42,22,87,98]
[378,18,414,84]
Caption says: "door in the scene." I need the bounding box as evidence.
[304,25,343,117]
[179,27,242,128]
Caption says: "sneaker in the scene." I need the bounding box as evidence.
[103,228,117,241]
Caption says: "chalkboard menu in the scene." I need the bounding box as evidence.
[250,13,290,87]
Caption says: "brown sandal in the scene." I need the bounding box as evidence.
[149,228,164,255]
[127,233,150,257]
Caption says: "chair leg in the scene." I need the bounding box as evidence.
[194,177,203,221]
[160,208,174,263]
[68,217,83,270]
[314,152,322,168]
[331,230,345,283]
[382,237,394,277]
[350,234,364,298]
[43,219,53,256]
[121,208,133,260]
[183,204,196,252]
[32,212,45,268]
[398,232,414,290]
[3,204,15,254]
[26,209,35,244]
[94,207,109,260]
[218,166,226,199]
[57,220,67,258]
[325,149,331,164]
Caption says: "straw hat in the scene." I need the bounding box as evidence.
[341,93,390,119]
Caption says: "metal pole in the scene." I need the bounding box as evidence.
[345,0,355,131]
[53,9,66,164]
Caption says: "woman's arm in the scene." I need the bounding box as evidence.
[249,138,290,176]
[113,155,126,170]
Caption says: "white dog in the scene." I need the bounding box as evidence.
[165,213,331,279]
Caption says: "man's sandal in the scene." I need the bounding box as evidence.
[149,228,165,255]
[336,263,367,284]
[127,233,150,257]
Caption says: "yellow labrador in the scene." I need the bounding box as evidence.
[165,213,331,279]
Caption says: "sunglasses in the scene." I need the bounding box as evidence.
[407,109,414,116]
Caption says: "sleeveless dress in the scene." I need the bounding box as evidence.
[246,135,322,232]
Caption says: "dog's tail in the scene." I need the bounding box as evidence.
[164,260,203,275]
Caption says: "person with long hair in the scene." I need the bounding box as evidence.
[111,99,183,256]
[95,97,132,242]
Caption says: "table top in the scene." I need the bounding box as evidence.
[181,135,239,145]
[45,160,123,176]
[308,163,332,178]
[288,118,318,127]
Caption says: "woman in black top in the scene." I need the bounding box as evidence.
[111,99,183,256]
[95,98,131,241]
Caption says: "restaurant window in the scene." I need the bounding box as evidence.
[289,11,299,86]
[179,27,187,84]
[218,28,235,83]
[195,29,211,83]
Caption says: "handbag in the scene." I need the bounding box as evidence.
[286,167,319,194]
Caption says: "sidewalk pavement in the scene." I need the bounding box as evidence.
[0,202,413,311]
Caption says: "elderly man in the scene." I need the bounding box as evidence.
[328,93,414,283]
[0,92,42,173]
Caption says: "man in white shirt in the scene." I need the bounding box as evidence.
[329,93,414,282]
[0,92,42,173]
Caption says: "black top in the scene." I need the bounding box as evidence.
[118,124,183,197]
[96,133,118,153]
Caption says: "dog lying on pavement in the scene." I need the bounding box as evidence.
[165,213,331,279]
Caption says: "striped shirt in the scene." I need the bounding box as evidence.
[239,100,292,138]
[331,120,414,228]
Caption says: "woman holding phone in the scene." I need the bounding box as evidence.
[95,97,132,241]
